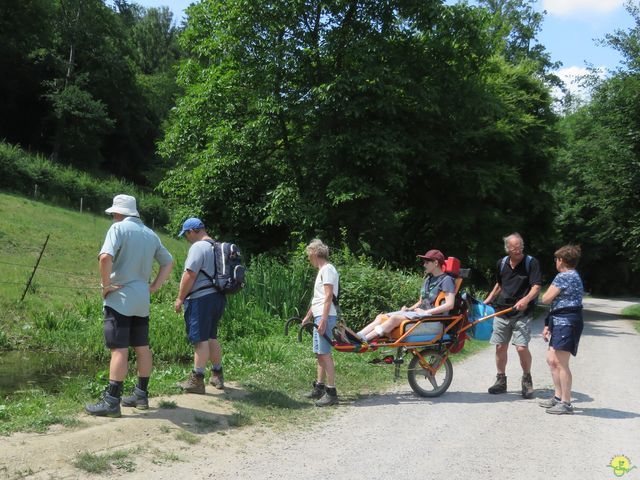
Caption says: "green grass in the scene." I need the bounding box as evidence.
[73,449,133,474]
[158,400,177,409]
[175,429,200,444]
[621,304,640,333]
[0,191,494,436]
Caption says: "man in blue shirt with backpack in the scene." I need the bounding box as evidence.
[174,218,227,393]
[484,233,541,398]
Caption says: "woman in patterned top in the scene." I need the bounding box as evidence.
[540,245,584,415]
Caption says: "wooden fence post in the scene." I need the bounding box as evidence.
[21,234,50,302]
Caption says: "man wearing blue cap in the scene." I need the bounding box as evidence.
[174,218,227,393]
[86,194,173,417]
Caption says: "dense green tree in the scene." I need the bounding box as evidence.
[159,0,558,279]
[0,0,182,184]
[554,1,640,293]
[0,0,55,149]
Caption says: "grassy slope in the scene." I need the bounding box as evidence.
[0,191,188,308]
[0,191,491,435]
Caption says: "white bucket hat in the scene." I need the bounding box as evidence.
[105,194,139,217]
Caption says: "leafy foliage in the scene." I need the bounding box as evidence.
[159,0,558,284]
[0,1,182,185]
[552,2,640,293]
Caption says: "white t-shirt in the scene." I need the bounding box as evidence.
[311,263,339,317]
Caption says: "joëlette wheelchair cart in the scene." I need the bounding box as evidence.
[285,257,513,398]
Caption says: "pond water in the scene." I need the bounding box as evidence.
[0,350,96,397]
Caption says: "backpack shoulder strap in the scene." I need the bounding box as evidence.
[525,255,532,275]
[200,239,217,279]
[499,256,509,274]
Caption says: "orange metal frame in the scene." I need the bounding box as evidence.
[332,307,513,354]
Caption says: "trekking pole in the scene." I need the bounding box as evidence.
[21,234,50,302]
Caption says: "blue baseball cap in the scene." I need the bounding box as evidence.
[178,217,205,237]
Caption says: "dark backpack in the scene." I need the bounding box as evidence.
[202,240,246,294]
[499,255,532,275]
[499,254,537,306]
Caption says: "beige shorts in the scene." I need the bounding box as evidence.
[490,310,533,347]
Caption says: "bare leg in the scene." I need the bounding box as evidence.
[546,347,562,399]
[208,338,222,366]
[317,353,335,387]
[358,314,386,337]
[193,341,210,370]
[551,349,572,403]
[495,343,509,374]
[316,355,326,384]
[364,315,403,341]
[109,348,128,381]
[133,345,152,377]
[516,345,532,374]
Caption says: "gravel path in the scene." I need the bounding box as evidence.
[129,297,640,480]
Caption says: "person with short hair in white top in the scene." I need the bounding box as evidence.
[301,239,340,407]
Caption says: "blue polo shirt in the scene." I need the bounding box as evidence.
[100,216,173,317]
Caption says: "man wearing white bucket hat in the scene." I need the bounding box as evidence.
[85,194,173,417]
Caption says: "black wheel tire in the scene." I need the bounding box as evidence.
[407,350,453,398]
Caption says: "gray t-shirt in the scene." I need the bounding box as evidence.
[184,240,217,299]
[100,216,173,317]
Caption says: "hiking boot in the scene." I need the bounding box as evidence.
[209,369,224,390]
[121,386,149,410]
[315,388,338,407]
[176,371,205,394]
[546,402,574,415]
[85,392,121,418]
[488,374,507,394]
[521,373,534,399]
[304,381,325,399]
[539,396,560,408]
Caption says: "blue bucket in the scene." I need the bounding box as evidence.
[471,303,495,341]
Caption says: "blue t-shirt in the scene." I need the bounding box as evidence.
[420,274,456,309]
[550,270,583,311]
[100,217,173,317]
[184,239,218,299]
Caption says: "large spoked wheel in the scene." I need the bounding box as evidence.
[407,349,453,398]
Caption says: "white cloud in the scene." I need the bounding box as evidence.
[542,0,624,16]
[550,65,608,105]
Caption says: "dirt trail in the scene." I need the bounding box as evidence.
[1,297,639,480]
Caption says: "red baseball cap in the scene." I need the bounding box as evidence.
[417,249,445,264]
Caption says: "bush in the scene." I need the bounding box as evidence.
[0,142,169,227]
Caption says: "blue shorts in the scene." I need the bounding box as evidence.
[184,293,226,344]
[549,316,583,356]
[313,315,337,354]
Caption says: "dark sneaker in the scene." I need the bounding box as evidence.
[521,373,534,399]
[304,381,325,399]
[539,396,560,408]
[488,374,507,394]
[176,371,205,394]
[315,390,338,407]
[209,369,224,390]
[85,392,121,418]
[122,386,149,410]
[546,402,574,415]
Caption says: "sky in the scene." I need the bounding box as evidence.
[132,0,635,98]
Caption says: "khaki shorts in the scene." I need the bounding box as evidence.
[490,310,533,347]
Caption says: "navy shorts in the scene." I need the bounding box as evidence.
[184,292,226,344]
[103,306,149,349]
[550,319,584,356]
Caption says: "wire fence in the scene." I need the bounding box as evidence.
[0,241,102,297]
[0,260,95,278]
